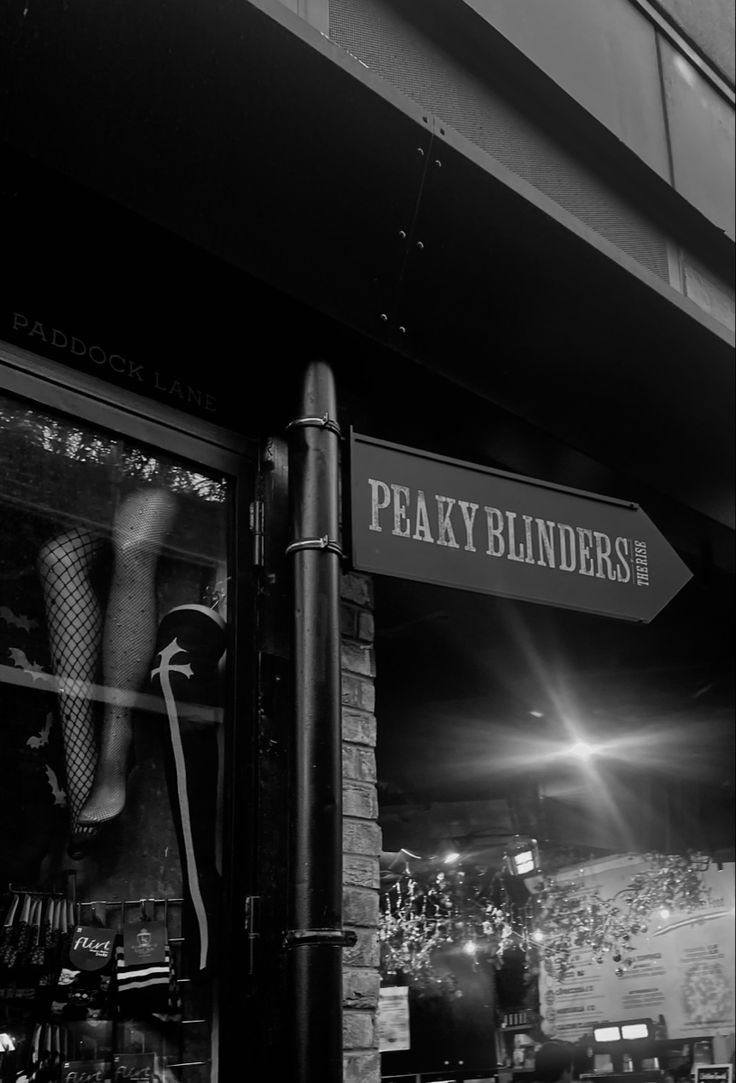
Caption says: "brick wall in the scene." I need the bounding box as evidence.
[340,571,381,1083]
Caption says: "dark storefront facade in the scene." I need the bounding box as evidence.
[1,2,734,1082]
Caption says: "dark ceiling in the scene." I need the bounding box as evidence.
[3,0,733,533]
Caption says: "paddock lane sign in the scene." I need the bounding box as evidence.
[349,432,693,622]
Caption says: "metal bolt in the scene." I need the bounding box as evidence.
[416,241,424,250]
[434,159,442,168]
[398,230,407,239]
[379,313,388,322]
[398,325,406,334]
[417,147,425,157]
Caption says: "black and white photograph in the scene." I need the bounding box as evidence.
[0,2,733,1081]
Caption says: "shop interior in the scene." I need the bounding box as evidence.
[372,546,734,1082]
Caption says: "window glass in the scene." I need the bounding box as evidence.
[660,38,736,239]
[465,0,670,179]
[0,392,231,1083]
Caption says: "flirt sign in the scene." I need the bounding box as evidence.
[349,432,692,622]
[69,926,115,971]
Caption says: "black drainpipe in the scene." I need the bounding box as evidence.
[285,360,352,1082]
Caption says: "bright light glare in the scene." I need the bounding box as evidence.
[473,717,702,781]
[622,1023,649,1040]
[532,928,545,943]
[443,852,460,865]
[513,851,535,875]
[569,740,595,760]
[659,908,671,919]
[673,53,697,86]
[463,941,477,955]
[593,1026,621,1042]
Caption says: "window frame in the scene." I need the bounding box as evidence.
[0,334,258,1083]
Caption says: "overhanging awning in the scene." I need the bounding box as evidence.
[1,0,733,527]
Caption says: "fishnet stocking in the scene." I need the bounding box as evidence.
[37,529,103,847]
[79,487,177,825]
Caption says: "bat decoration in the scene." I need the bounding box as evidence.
[0,605,38,632]
[27,712,54,750]
[7,647,46,681]
[45,765,67,807]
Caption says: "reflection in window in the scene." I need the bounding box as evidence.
[0,395,231,1082]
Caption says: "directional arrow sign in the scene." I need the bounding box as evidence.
[349,432,692,622]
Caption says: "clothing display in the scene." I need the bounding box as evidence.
[151,604,227,977]
[38,487,178,856]
[77,487,178,830]
[37,530,104,857]
[1,397,231,1083]
[0,890,186,1081]
[115,942,180,1020]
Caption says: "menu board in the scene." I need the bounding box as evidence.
[539,857,735,1042]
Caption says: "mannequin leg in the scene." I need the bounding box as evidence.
[37,529,104,855]
[79,487,177,826]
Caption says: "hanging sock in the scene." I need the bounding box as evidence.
[0,893,20,968]
[27,897,46,968]
[2,893,31,970]
[6,897,44,1004]
[115,940,179,1020]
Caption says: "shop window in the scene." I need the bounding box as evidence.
[0,391,233,1083]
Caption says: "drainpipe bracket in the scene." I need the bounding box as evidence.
[286,413,342,438]
[285,535,343,557]
[284,928,358,948]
